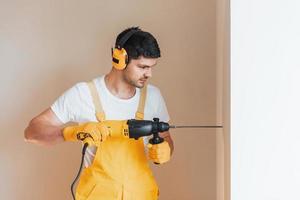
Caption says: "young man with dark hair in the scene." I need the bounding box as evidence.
[24,27,174,200]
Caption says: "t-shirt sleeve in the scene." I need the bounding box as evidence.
[155,89,170,123]
[50,83,84,123]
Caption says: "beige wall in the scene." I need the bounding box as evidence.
[0,0,228,199]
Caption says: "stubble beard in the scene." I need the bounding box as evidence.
[130,79,144,89]
[123,74,144,89]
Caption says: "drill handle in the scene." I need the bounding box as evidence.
[148,133,164,145]
[149,117,166,145]
[148,134,164,165]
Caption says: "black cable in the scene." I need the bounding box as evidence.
[71,143,89,200]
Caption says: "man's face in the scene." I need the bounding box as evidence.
[123,56,158,88]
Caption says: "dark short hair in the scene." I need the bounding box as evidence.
[115,27,161,62]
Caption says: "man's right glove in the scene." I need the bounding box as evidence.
[147,141,171,164]
[63,122,110,146]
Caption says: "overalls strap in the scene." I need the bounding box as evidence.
[135,85,147,120]
[87,81,106,122]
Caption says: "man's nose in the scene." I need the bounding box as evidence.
[145,68,152,78]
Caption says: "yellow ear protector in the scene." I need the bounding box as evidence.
[112,29,139,70]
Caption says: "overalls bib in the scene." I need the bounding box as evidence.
[75,82,159,200]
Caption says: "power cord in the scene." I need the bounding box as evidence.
[70,143,89,200]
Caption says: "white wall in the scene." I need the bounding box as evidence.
[231,0,300,199]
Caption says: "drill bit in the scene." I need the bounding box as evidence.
[169,125,223,129]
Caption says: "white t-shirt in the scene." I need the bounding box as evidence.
[51,75,170,166]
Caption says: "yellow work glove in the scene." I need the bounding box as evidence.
[147,141,171,164]
[63,122,110,146]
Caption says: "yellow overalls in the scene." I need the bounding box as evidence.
[75,82,159,200]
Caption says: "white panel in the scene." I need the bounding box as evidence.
[231,0,300,199]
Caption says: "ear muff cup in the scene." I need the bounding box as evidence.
[112,29,140,70]
[112,47,128,70]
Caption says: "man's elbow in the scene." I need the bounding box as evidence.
[24,120,36,142]
[24,118,43,145]
[24,126,52,147]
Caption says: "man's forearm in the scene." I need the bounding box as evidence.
[24,121,64,146]
[159,131,174,155]
[164,135,174,155]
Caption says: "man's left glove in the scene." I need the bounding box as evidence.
[147,141,171,164]
[63,122,110,146]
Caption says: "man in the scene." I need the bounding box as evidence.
[24,26,174,200]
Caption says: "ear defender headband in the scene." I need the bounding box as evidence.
[112,29,139,70]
